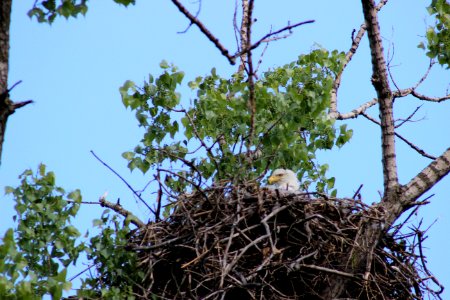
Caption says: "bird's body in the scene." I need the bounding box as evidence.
[267,169,300,191]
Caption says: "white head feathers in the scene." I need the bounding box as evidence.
[267,169,300,191]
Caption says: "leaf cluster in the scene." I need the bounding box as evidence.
[1,165,84,299]
[27,0,135,24]
[121,50,352,199]
[420,0,450,68]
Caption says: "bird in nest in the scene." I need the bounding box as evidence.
[267,169,300,192]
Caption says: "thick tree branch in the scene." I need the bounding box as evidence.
[362,0,398,198]
[99,195,145,228]
[402,147,450,204]
[170,0,235,65]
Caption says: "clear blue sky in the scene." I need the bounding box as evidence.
[2,0,449,297]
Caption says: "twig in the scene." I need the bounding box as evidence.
[177,0,201,34]
[394,105,423,128]
[69,263,97,281]
[361,113,436,160]
[232,19,315,60]
[417,230,444,295]
[352,184,363,199]
[90,150,156,214]
[300,264,357,279]
[157,167,208,200]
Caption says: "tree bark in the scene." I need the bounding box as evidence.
[321,1,450,298]
[0,0,32,165]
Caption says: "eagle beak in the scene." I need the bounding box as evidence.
[268,176,276,184]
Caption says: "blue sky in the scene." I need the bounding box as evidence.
[2,0,449,296]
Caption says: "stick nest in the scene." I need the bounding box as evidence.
[127,185,441,299]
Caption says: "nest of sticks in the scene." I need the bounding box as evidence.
[127,185,442,299]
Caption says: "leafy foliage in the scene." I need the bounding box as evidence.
[1,165,84,299]
[1,166,142,299]
[420,0,450,68]
[78,211,142,299]
[27,0,135,24]
[121,50,352,198]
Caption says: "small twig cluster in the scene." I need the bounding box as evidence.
[125,185,442,299]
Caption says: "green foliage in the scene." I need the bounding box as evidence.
[78,211,143,299]
[2,165,143,299]
[419,0,450,68]
[121,49,352,195]
[1,164,84,299]
[28,0,135,24]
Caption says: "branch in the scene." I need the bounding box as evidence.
[394,105,423,128]
[329,0,387,118]
[300,264,357,279]
[394,88,450,102]
[170,0,235,65]
[402,147,450,204]
[90,150,156,215]
[332,97,378,120]
[362,112,436,160]
[99,196,145,228]
[362,0,398,197]
[233,19,315,61]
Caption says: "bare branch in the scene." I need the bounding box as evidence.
[411,90,450,102]
[233,19,315,61]
[90,150,156,215]
[238,0,250,72]
[329,0,388,117]
[331,97,378,120]
[394,88,450,102]
[99,195,146,228]
[394,105,423,128]
[402,147,450,204]
[362,112,436,160]
[170,0,235,65]
[177,0,201,34]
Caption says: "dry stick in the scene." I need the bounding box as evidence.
[300,264,357,279]
[361,112,436,160]
[170,0,235,65]
[352,184,364,199]
[417,231,444,295]
[90,150,156,214]
[99,196,145,228]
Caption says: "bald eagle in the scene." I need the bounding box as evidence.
[267,169,300,191]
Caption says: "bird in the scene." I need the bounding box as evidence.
[267,169,300,191]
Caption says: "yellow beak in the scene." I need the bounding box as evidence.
[268,176,277,184]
